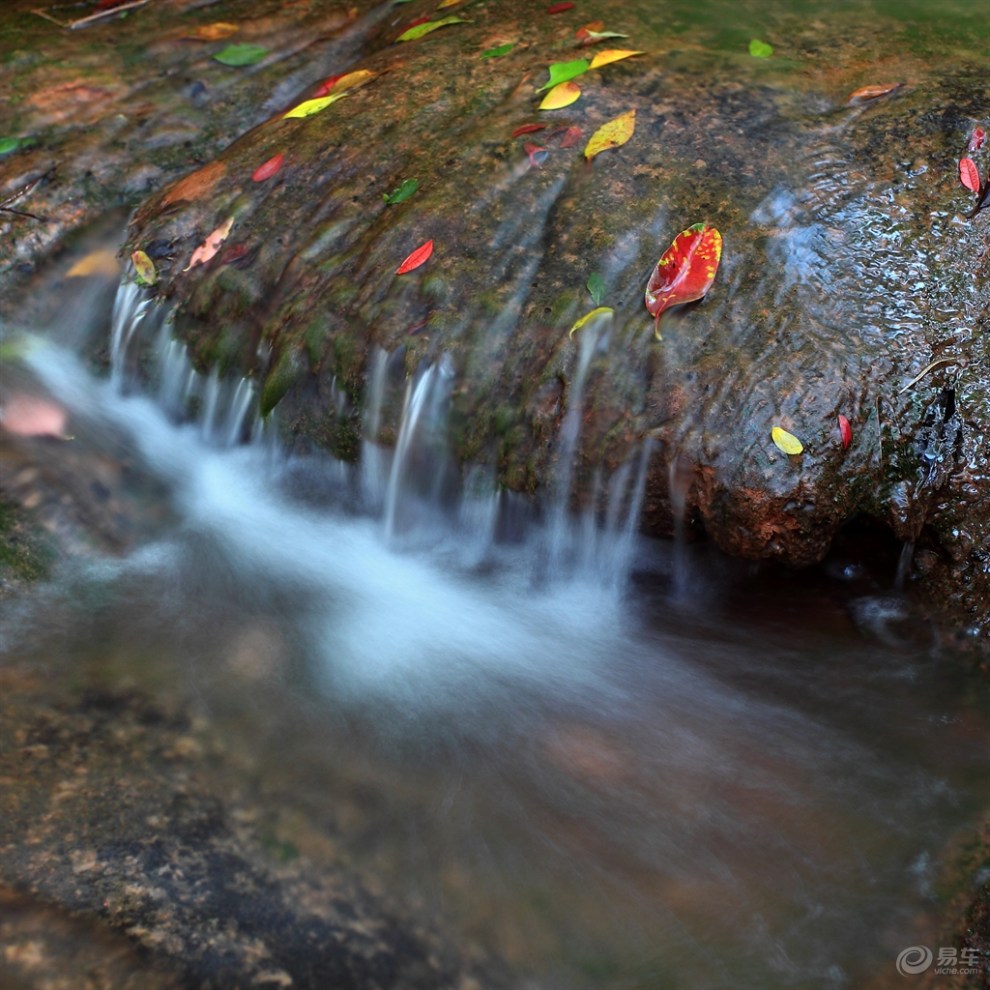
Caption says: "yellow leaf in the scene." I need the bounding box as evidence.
[584,109,635,160]
[66,249,120,278]
[437,0,463,7]
[771,426,803,455]
[283,92,346,119]
[539,80,581,110]
[588,49,645,69]
[183,22,238,41]
[183,217,234,272]
[569,306,614,336]
[334,69,375,92]
[131,250,157,286]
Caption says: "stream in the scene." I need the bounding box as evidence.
[2,275,989,989]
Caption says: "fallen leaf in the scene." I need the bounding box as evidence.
[959,157,981,194]
[213,43,268,66]
[396,239,434,274]
[66,249,120,278]
[538,58,589,92]
[131,249,157,286]
[584,109,635,160]
[482,42,513,58]
[846,82,904,105]
[525,142,549,167]
[540,81,581,110]
[547,2,575,12]
[0,137,22,155]
[334,69,376,92]
[586,272,605,305]
[183,217,234,272]
[162,161,226,206]
[969,127,987,152]
[397,15,466,42]
[313,73,344,97]
[644,222,722,335]
[771,426,803,455]
[383,178,419,204]
[512,123,547,138]
[183,22,238,41]
[558,125,583,147]
[0,394,68,439]
[588,48,644,69]
[569,306,613,336]
[748,39,773,58]
[438,0,463,7]
[576,23,628,44]
[837,414,852,450]
[252,152,285,182]
[283,93,346,119]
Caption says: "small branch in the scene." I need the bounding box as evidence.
[30,0,151,30]
[897,357,961,395]
[0,207,47,221]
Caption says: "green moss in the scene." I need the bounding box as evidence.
[260,348,303,416]
[303,319,329,369]
[0,498,54,583]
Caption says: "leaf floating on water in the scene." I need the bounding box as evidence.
[588,49,644,69]
[846,82,904,105]
[511,123,547,138]
[213,43,268,66]
[837,414,852,450]
[396,239,434,274]
[0,394,68,439]
[547,2,575,12]
[397,16,467,42]
[283,93,346,119]
[383,178,419,205]
[66,249,120,278]
[569,306,613,336]
[959,157,982,194]
[559,125,583,147]
[969,127,987,152]
[644,223,722,335]
[539,81,581,110]
[584,109,635,160]
[524,143,549,167]
[183,22,238,41]
[586,272,605,305]
[481,43,514,58]
[771,426,803,455]
[748,39,773,58]
[538,59,590,92]
[183,217,234,272]
[131,249,157,286]
[252,151,285,182]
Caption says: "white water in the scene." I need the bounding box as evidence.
[3,287,990,989]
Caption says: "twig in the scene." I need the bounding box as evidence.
[0,207,47,221]
[897,357,961,395]
[30,0,151,30]
[0,166,56,223]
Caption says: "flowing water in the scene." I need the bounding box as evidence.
[2,280,990,989]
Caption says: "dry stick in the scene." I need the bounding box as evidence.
[896,357,961,395]
[30,0,151,30]
[0,166,56,222]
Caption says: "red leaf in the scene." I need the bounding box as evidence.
[546,2,575,12]
[524,143,548,167]
[960,157,982,193]
[511,123,547,138]
[252,152,285,182]
[968,127,986,152]
[314,73,343,97]
[558,125,583,148]
[396,239,434,274]
[645,224,723,331]
[403,14,431,29]
[837,414,852,450]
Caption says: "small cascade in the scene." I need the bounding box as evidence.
[109,280,151,389]
[894,541,914,591]
[360,347,391,508]
[668,453,694,600]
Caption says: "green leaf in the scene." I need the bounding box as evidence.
[586,273,605,306]
[481,43,513,58]
[213,43,269,66]
[0,137,20,156]
[748,38,773,58]
[537,58,590,92]
[383,178,420,205]
[397,16,467,42]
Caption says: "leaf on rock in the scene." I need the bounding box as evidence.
[569,306,613,336]
[438,0,463,7]
[959,157,981,193]
[0,137,21,155]
[283,93,346,119]
[213,43,268,66]
[540,81,581,110]
[525,143,549,167]
[183,217,234,272]
[586,272,605,305]
[559,125,583,147]
[576,24,628,45]
[252,152,285,182]
[588,49,644,69]
[771,426,803,455]
[511,123,547,137]
[482,43,514,58]
[748,39,773,58]
[131,249,157,286]
[162,161,226,206]
[183,22,238,41]
[846,82,904,105]
[837,414,852,450]
[396,239,434,274]
[334,69,376,92]
[397,16,467,42]
[644,223,722,335]
[584,109,635,160]
[969,127,987,152]
[67,249,120,278]
[538,59,590,92]
[547,2,575,12]
[0,394,68,439]
[384,178,420,205]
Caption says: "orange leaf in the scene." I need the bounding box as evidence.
[539,81,581,110]
[182,22,238,41]
[252,152,285,182]
[396,239,434,274]
[584,109,635,160]
[588,49,644,69]
[163,161,226,207]
[846,82,904,105]
[183,217,234,272]
[959,157,981,194]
